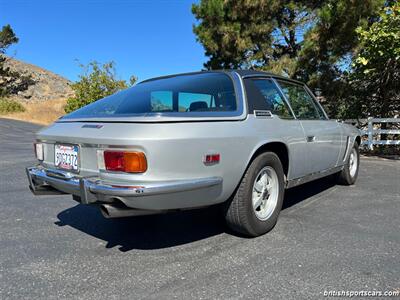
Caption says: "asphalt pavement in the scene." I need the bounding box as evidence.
[0,118,399,299]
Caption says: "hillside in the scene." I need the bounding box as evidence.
[1,57,74,124]
[4,56,74,102]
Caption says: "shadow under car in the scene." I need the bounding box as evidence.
[55,175,337,251]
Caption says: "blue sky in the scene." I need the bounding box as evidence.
[0,0,206,82]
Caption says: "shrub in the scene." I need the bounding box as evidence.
[0,98,25,114]
[65,61,136,113]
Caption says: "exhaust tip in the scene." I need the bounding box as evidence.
[100,204,111,218]
[99,201,162,219]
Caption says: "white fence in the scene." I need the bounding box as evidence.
[345,117,400,150]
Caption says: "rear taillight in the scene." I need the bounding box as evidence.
[34,143,44,161]
[104,151,147,173]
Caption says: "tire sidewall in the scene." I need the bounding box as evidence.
[346,143,360,184]
[243,152,285,235]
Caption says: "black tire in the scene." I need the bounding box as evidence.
[337,142,360,185]
[223,152,285,237]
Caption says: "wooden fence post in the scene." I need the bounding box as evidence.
[367,117,374,150]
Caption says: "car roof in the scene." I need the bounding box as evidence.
[139,69,305,86]
[233,70,305,85]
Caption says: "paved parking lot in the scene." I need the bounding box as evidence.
[0,118,399,299]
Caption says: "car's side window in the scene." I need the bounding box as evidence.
[313,98,328,119]
[277,81,322,120]
[248,79,293,119]
[151,91,173,112]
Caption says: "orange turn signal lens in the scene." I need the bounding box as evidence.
[104,151,147,173]
[123,152,147,173]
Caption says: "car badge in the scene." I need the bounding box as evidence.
[82,124,103,129]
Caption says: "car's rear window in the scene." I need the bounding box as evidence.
[62,73,237,119]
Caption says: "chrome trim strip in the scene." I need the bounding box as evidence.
[241,73,305,86]
[342,136,351,162]
[35,140,146,149]
[286,165,343,189]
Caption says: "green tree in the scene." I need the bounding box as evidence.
[192,0,314,74]
[192,0,384,117]
[342,3,399,118]
[0,24,33,97]
[297,0,384,117]
[64,61,137,113]
[0,24,18,49]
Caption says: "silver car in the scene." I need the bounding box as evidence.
[26,70,361,237]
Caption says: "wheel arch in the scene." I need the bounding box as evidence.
[246,141,290,180]
[355,135,361,146]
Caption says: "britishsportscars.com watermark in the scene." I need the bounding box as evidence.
[323,290,400,297]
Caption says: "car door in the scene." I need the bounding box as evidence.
[277,80,342,174]
[243,77,308,179]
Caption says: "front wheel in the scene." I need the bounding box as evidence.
[223,152,285,237]
[336,142,360,185]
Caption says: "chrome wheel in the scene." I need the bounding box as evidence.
[252,166,279,221]
[349,148,358,178]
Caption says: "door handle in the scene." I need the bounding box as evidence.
[307,135,316,142]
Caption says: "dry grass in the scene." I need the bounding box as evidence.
[0,98,67,125]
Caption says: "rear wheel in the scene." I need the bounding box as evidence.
[337,142,360,185]
[223,152,285,237]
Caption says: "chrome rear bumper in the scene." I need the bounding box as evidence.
[26,166,223,210]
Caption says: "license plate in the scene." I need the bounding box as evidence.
[55,144,79,172]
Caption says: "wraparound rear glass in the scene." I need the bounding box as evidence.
[62,73,237,119]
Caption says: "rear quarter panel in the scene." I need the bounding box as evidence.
[36,115,305,205]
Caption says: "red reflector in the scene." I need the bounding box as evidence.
[204,153,220,164]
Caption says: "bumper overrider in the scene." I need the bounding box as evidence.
[26,166,223,216]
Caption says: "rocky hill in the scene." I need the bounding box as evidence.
[4,57,74,102]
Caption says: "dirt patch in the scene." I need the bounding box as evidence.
[0,98,67,125]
